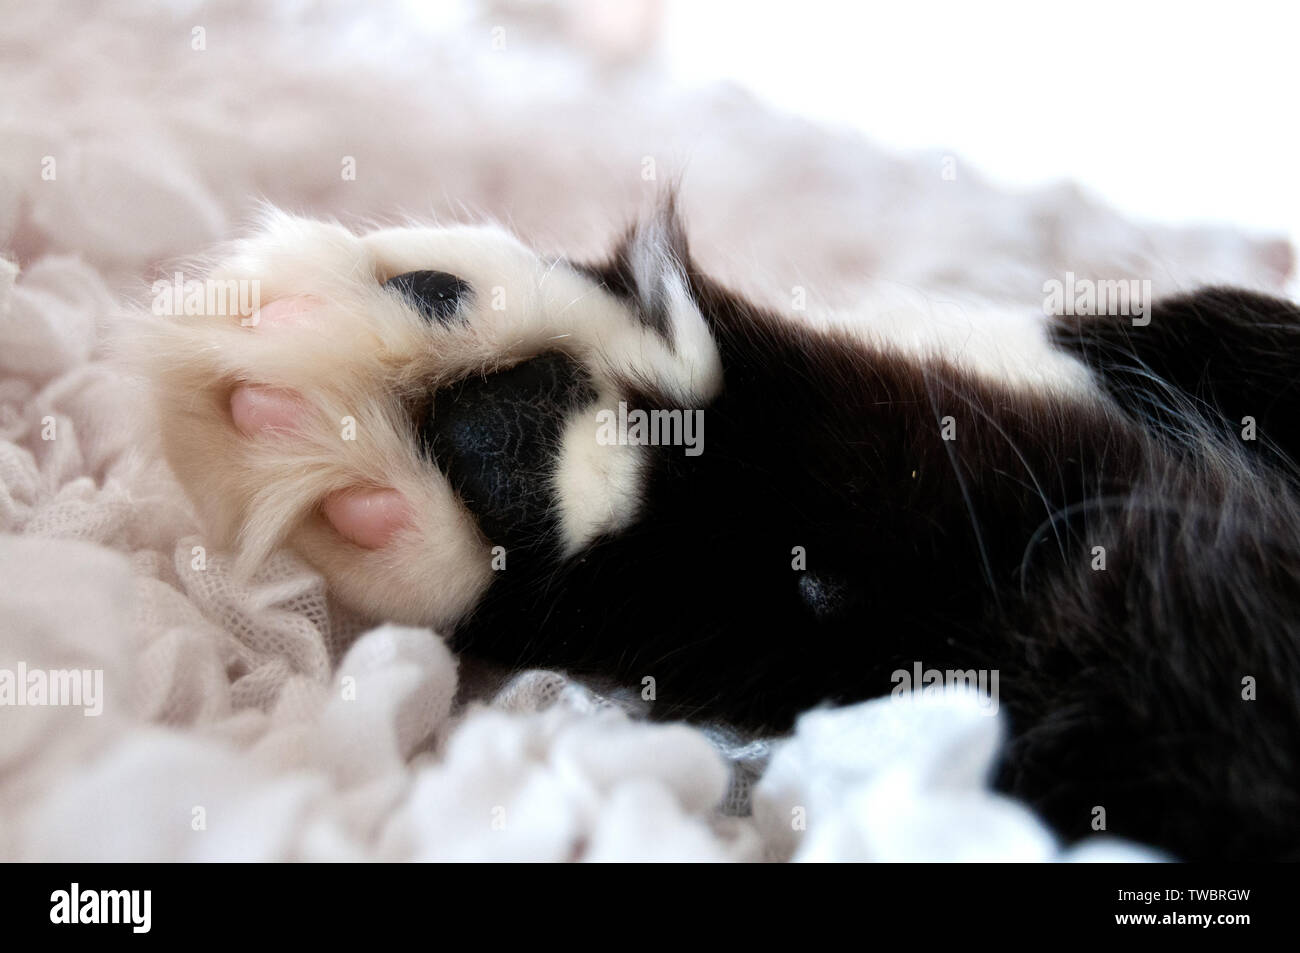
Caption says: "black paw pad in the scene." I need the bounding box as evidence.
[422,353,597,547]
[385,270,471,325]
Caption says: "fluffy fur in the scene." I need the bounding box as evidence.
[135,202,1300,861]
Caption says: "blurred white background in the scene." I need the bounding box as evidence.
[658,0,1298,244]
[396,0,1297,247]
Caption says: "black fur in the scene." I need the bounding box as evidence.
[1053,287,1300,472]
[438,223,1300,861]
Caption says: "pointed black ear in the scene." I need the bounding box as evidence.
[578,193,695,341]
[571,192,722,402]
[622,193,693,339]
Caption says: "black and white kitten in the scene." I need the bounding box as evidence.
[137,200,1300,861]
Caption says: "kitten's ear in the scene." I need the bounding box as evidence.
[623,194,691,323]
[603,194,697,341]
[617,196,722,399]
[576,192,721,400]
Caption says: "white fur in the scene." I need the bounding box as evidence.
[816,283,1097,397]
[552,405,647,552]
[133,209,723,622]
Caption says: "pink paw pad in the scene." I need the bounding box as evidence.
[229,383,411,548]
[230,385,306,436]
[243,294,319,329]
[322,488,412,549]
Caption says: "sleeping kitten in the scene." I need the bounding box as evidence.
[133,199,1300,861]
